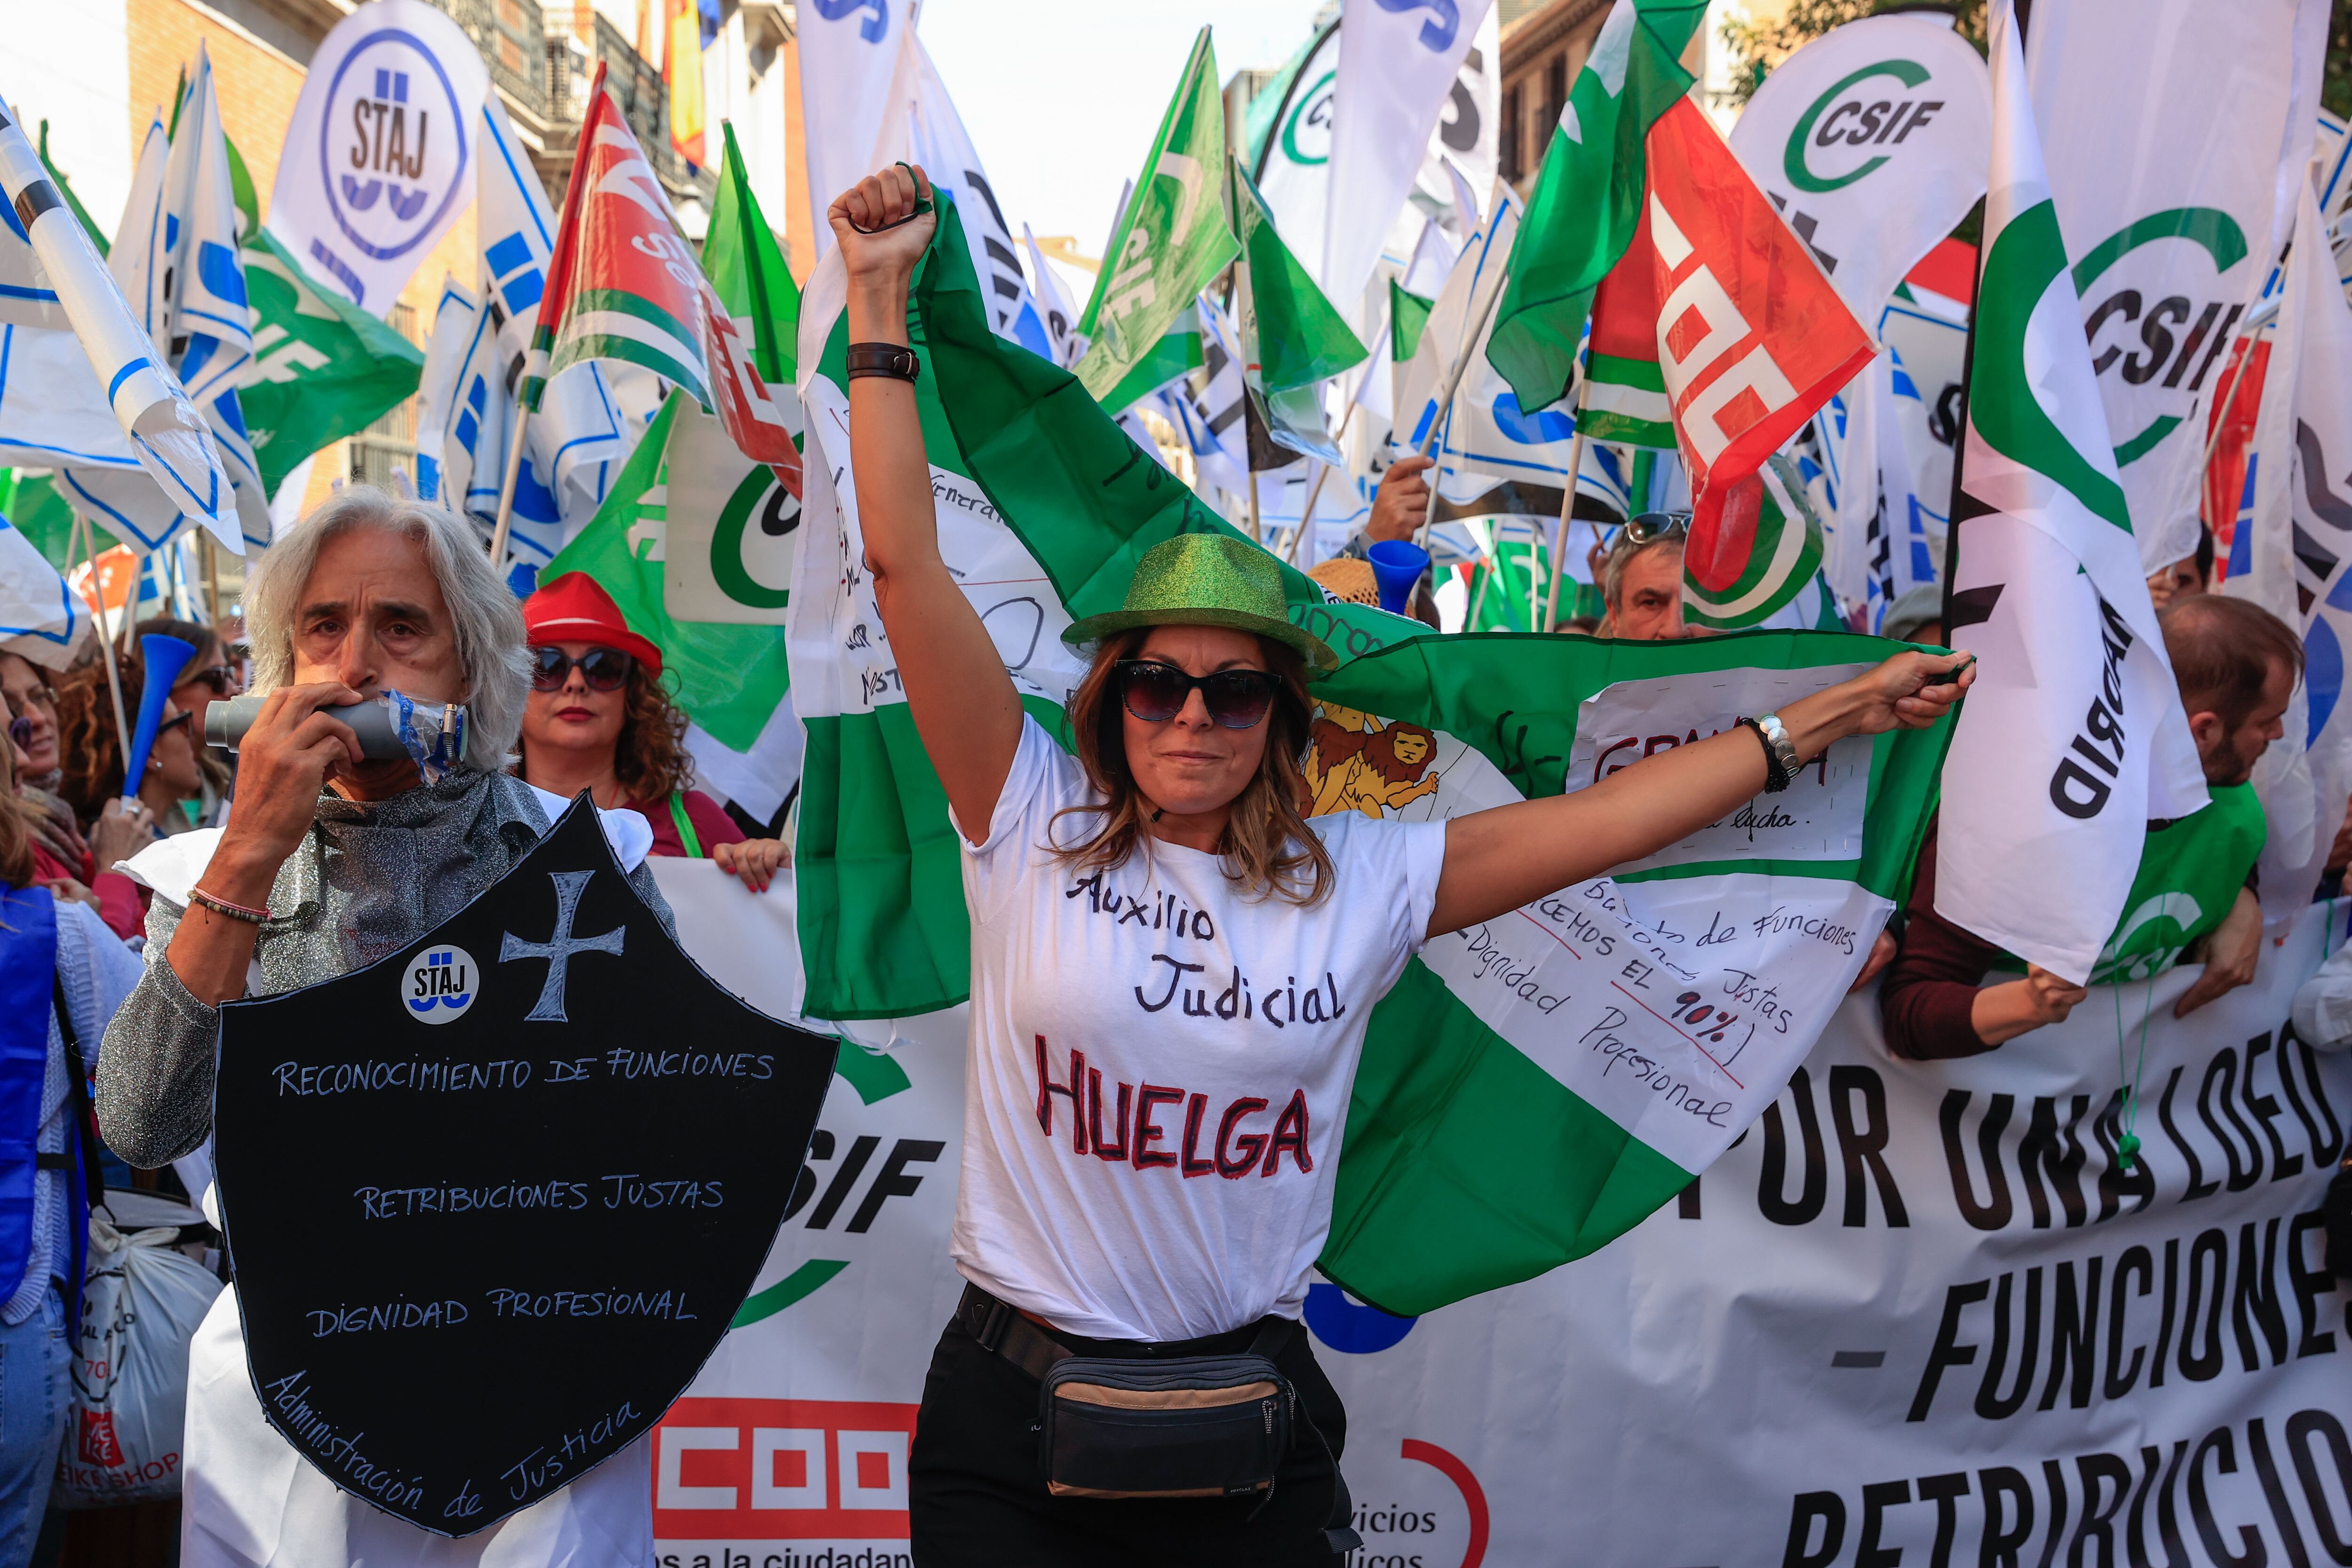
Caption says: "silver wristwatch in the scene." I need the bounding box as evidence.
[1752,711,1801,793]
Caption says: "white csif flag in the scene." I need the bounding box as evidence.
[1728,12,1989,583]
[797,0,921,254]
[263,0,489,316]
[1324,0,1495,319]
[2026,0,2321,574]
[2225,171,2352,914]
[1935,0,2206,984]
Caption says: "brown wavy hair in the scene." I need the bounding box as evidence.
[54,652,151,825]
[516,658,696,805]
[0,752,32,891]
[1050,627,1334,907]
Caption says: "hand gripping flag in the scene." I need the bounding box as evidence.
[786,196,1952,1311]
[0,93,239,555]
[1935,0,2207,984]
[525,66,799,491]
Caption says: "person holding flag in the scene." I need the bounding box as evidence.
[828,162,1974,1566]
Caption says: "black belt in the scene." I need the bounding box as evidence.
[953,1282,1293,1383]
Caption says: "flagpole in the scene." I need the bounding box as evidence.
[72,513,132,757]
[1412,272,1508,549]
[1543,392,1589,631]
[1468,521,1500,628]
[1289,459,1328,565]
[119,551,145,658]
[202,532,222,627]
[486,405,530,572]
[1246,466,1262,542]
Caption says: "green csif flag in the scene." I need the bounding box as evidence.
[788,196,1953,1313]
[1390,281,1434,366]
[543,394,795,751]
[1074,28,1240,404]
[706,121,799,384]
[1098,315,1206,416]
[1230,158,1364,393]
[1484,0,1704,416]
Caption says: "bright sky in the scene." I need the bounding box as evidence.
[917,0,1328,266]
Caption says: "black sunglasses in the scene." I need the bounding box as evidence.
[177,665,236,696]
[531,645,633,693]
[158,709,192,736]
[1117,661,1281,730]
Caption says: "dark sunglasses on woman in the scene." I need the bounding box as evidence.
[1117,660,1281,730]
[157,709,193,735]
[530,645,633,693]
[177,665,237,696]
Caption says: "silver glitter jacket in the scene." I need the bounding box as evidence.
[96,769,673,1168]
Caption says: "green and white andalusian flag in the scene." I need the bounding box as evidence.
[1485,0,1703,416]
[1074,29,1240,405]
[1933,0,2207,985]
[788,198,1952,1311]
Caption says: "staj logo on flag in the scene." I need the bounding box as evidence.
[310,16,478,299]
[211,797,837,1535]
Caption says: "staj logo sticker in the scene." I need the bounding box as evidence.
[317,31,472,266]
[401,944,477,1024]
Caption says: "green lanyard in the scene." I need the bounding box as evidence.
[665,791,704,859]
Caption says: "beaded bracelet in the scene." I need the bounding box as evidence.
[188,886,271,925]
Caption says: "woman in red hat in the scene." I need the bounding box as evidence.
[516,572,786,891]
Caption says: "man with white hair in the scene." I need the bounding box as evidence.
[96,487,663,1566]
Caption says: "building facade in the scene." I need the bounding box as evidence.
[1497,0,1613,194]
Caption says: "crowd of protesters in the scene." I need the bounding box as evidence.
[0,442,2323,1555]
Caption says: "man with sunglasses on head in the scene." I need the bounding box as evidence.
[514,574,787,891]
[1599,512,1690,641]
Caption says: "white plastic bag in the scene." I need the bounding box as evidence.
[53,1214,224,1505]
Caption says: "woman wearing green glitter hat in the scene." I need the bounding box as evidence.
[829,163,1976,1568]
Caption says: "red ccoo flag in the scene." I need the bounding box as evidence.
[1643,97,1871,591]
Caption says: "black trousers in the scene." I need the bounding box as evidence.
[907,1310,1352,1567]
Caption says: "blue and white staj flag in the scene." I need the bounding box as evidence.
[0,88,240,554]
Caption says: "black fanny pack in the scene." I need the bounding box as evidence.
[954,1284,1298,1502]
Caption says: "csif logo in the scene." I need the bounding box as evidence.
[1782,60,1943,194]
[1280,70,1338,167]
[2074,208,2248,466]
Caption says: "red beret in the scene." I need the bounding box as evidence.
[521,573,664,680]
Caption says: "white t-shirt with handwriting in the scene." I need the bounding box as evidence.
[952,717,1446,1342]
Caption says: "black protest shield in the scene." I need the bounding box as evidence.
[213,795,836,1535]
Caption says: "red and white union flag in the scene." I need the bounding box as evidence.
[1644,97,1871,579]
[530,66,801,493]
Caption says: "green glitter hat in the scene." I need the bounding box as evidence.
[1061,533,1337,676]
